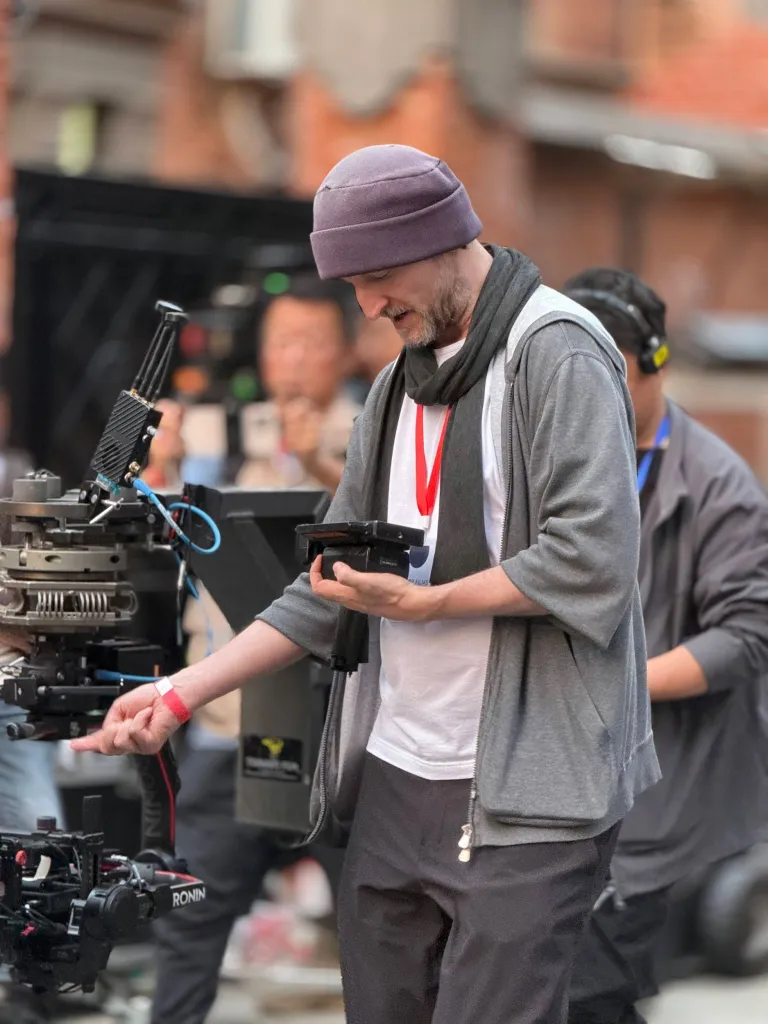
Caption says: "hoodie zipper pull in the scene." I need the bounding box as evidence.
[458,824,472,863]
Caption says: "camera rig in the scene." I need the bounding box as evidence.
[0,298,429,987]
[0,301,209,992]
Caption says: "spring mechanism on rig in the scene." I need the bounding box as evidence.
[35,590,65,616]
[33,590,110,618]
[73,591,108,618]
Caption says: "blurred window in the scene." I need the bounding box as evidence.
[204,0,299,81]
[57,102,111,177]
[527,0,626,66]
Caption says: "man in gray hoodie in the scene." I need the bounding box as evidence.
[72,146,660,1024]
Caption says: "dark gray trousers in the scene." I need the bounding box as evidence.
[338,755,618,1024]
[150,746,278,1024]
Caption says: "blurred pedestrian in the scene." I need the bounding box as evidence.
[150,274,357,1024]
[75,145,658,1024]
[189,274,361,753]
[0,427,63,1023]
[0,623,63,1024]
[564,268,768,1024]
[148,581,286,1024]
[237,274,361,493]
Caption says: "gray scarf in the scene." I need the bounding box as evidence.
[365,245,541,585]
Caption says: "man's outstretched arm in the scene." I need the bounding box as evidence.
[175,618,305,710]
[70,610,307,756]
[71,374,388,759]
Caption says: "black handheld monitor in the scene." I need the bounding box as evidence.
[295,520,425,581]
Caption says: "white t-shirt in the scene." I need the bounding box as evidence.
[366,340,507,780]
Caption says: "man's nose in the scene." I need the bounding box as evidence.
[354,288,388,321]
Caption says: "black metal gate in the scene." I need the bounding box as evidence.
[8,168,314,484]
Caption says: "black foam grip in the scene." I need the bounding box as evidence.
[130,744,180,857]
[331,608,369,674]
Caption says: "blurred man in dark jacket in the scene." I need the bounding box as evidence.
[0,389,63,1024]
[564,268,768,1024]
[150,275,356,1024]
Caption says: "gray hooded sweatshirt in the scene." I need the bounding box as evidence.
[258,286,661,853]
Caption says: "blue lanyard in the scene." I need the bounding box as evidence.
[637,415,670,495]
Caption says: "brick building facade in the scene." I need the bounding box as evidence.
[2,0,768,472]
[151,1,768,311]
[154,1,531,246]
[1,0,186,358]
[523,0,768,473]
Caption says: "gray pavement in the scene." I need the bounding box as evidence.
[206,973,768,1023]
[647,975,768,1024]
[53,971,768,1023]
[205,973,768,1023]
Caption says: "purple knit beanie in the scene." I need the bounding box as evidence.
[310,145,483,280]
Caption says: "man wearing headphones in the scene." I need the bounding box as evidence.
[563,269,768,1023]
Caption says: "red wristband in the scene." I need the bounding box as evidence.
[155,678,192,725]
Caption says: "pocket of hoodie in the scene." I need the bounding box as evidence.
[479,622,619,828]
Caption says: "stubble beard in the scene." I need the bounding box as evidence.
[386,268,473,349]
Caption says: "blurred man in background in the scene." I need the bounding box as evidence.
[151,274,358,1024]
[188,273,362,759]
[237,274,361,493]
[0,623,64,1024]
[0,392,64,1023]
[564,268,768,1024]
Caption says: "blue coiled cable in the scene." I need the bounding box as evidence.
[132,478,221,555]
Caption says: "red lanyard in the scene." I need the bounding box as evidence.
[415,405,451,517]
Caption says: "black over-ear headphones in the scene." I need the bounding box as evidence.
[568,288,670,375]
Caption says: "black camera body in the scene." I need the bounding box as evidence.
[295,520,424,582]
